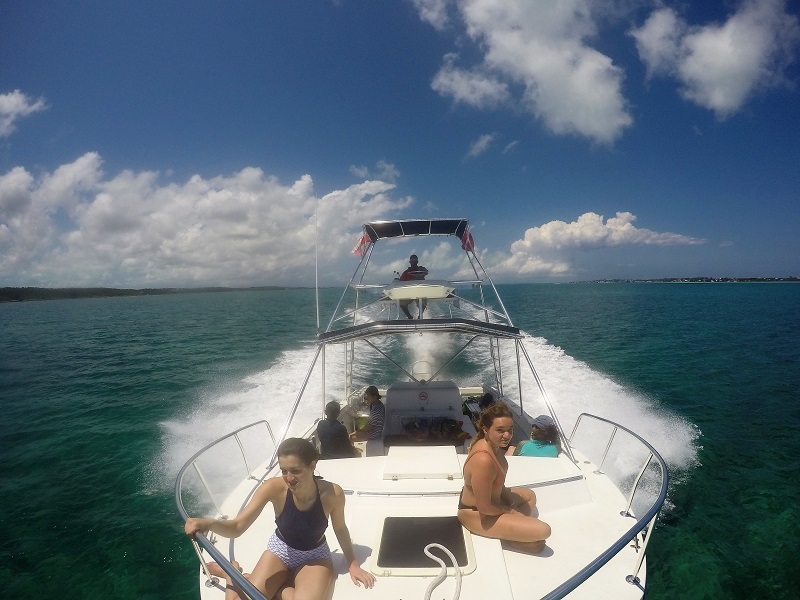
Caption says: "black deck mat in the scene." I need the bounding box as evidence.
[377,516,468,568]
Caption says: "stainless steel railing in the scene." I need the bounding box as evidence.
[175,416,668,600]
[175,420,278,600]
[539,413,669,600]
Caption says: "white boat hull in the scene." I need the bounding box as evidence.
[196,446,646,599]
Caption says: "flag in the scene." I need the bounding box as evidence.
[352,233,370,256]
[461,229,475,251]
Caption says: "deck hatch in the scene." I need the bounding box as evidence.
[374,516,476,576]
[382,445,463,480]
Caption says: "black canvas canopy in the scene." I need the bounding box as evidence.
[363,219,469,243]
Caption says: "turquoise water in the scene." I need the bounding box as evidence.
[1,284,798,599]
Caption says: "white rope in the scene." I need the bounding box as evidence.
[423,543,462,600]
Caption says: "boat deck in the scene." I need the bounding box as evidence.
[201,448,646,600]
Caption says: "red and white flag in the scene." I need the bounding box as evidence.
[461,229,475,251]
[352,233,371,256]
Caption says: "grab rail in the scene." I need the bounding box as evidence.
[176,413,667,600]
[539,413,669,600]
[175,420,278,600]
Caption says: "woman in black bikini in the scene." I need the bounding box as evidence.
[185,438,375,599]
[458,402,551,553]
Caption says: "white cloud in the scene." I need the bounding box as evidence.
[411,0,452,31]
[502,140,519,154]
[465,132,496,158]
[490,211,706,278]
[421,0,633,144]
[631,0,800,118]
[422,201,439,212]
[0,153,412,287]
[0,155,712,286]
[431,53,511,108]
[0,90,47,138]
[630,8,685,77]
[348,160,400,182]
[513,211,706,250]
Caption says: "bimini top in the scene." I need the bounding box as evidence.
[363,219,469,243]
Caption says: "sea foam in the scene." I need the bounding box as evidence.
[161,328,698,504]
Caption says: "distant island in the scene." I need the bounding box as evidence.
[2,277,797,303]
[0,286,291,303]
[575,277,799,284]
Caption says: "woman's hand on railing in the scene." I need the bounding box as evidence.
[185,517,213,537]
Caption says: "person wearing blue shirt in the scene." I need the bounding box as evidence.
[508,415,561,458]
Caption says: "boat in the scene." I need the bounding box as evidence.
[176,218,669,599]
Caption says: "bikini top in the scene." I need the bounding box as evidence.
[463,448,506,491]
[275,481,328,551]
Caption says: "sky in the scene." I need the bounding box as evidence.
[1,0,799,288]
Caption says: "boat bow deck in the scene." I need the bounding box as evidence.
[211,449,645,600]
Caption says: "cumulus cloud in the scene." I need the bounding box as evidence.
[490,211,707,278]
[630,0,800,118]
[0,153,412,287]
[0,90,47,138]
[420,0,633,144]
[514,211,706,250]
[0,155,712,286]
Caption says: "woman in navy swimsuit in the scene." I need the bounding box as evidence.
[185,438,375,599]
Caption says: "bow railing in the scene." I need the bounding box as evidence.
[540,413,669,599]
[175,420,278,599]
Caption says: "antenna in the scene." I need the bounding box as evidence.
[314,203,320,331]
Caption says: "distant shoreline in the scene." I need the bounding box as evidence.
[2,277,797,303]
[570,277,799,284]
[0,286,297,303]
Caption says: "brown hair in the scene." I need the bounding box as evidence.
[277,437,319,465]
[468,401,513,451]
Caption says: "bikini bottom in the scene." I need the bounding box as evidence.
[457,489,478,511]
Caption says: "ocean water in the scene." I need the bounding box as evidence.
[1,283,798,599]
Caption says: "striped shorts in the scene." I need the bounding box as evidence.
[267,532,332,571]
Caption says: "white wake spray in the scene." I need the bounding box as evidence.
[160,326,699,511]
